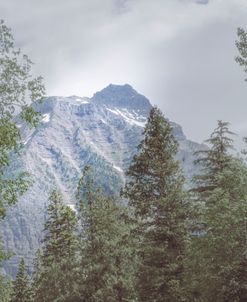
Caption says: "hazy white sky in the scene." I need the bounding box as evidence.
[1,0,247,145]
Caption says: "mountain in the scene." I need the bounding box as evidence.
[1,84,203,276]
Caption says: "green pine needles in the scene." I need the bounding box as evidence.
[123,107,189,302]
[187,121,247,302]
[77,167,137,302]
[31,190,79,302]
[10,259,32,302]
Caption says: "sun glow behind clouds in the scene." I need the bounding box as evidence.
[43,0,216,97]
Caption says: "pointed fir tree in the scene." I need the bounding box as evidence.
[32,190,80,302]
[123,107,189,302]
[10,258,32,302]
[236,27,247,80]
[77,166,137,302]
[30,249,44,301]
[187,121,247,302]
[192,120,234,197]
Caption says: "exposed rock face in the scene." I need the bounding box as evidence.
[1,84,203,276]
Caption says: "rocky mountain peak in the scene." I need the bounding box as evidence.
[2,84,204,277]
[92,84,152,113]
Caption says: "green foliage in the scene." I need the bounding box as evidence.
[32,190,79,302]
[0,233,12,301]
[236,27,247,80]
[30,249,42,301]
[123,107,189,302]
[0,19,45,218]
[0,275,12,302]
[187,121,247,302]
[229,254,247,302]
[77,166,137,302]
[10,258,32,302]
[0,19,44,300]
[192,120,234,197]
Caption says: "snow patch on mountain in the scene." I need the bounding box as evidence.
[106,108,146,128]
[42,113,50,123]
[113,165,123,173]
[75,98,89,104]
[23,134,33,145]
[100,118,108,125]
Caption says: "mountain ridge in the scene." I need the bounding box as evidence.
[2,84,203,277]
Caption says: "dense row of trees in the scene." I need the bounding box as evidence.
[8,107,247,302]
[2,20,247,302]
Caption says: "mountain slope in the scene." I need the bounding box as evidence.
[1,84,203,276]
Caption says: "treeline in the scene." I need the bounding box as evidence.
[2,19,247,302]
[9,107,247,302]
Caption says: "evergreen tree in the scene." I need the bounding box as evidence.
[77,166,137,302]
[192,120,234,197]
[232,254,247,301]
[236,27,247,80]
[187,121,247,302]
[0,274,12,302]
[123,107,189,302]
[30,249,44,301]
[32,190,79,302]
[10,258,32,302]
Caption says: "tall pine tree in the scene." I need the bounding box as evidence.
[10,258,32,302]
[123,107,189,302]
[32,190,79,302]
[192,120,234,197]
[77,166,137,302]
[187,121,247,302]
[30,249,43,301]
[236,27,247,80]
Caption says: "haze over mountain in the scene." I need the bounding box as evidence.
[2,0,247,144]
[2,84,203,276]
